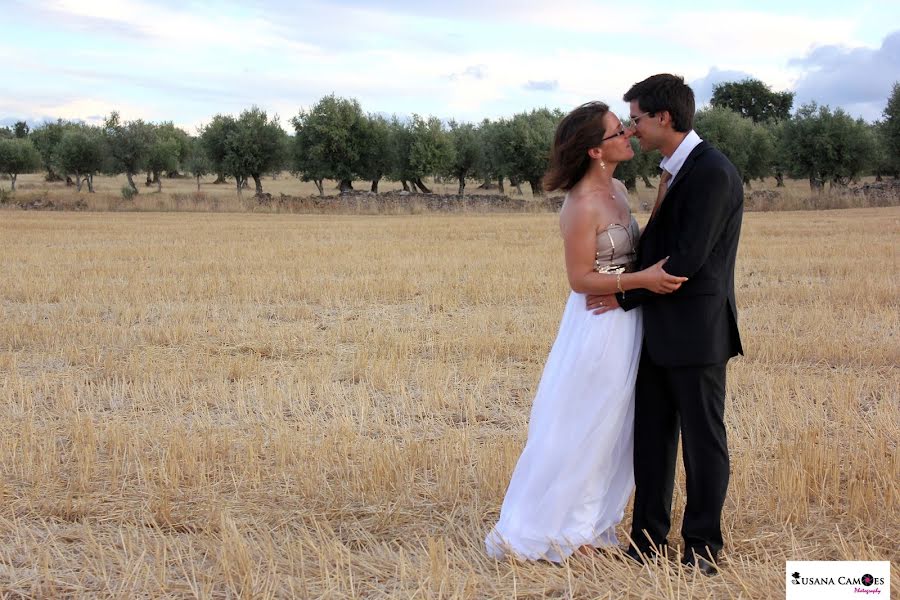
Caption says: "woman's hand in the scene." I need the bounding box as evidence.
[640,257,688,294]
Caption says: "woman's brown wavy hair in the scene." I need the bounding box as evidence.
[543,101,610,193]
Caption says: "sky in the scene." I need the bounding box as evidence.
[2,0,899,134]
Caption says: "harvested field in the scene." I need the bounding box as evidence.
[0,208,897,598]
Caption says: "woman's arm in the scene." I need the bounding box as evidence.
[561,199,686,295]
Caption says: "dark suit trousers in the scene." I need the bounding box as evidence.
[629,349,729,559]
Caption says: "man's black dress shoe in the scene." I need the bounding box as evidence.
[623,546,646,565]
[681,554,719,576]
[621,546,668,565]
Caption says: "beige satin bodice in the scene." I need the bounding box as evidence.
[594,216,639,272]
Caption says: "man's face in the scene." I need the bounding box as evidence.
[629,100,659,152]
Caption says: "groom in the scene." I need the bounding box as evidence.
[588,74,744,575]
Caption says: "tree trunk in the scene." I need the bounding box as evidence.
[831,176,849,188]
[196,175,201,192]
[10,173,16,191]
[623,175,637,191]
[809,176,823,192]
[529,179,543,197]
[457,175,465,196]
[775,171,785,187]
[370,179,379,193]
[498,177,505,195]
[252,173,263,195]
[509,176,523,195]
[339,179,353,193]
[214,172,226,184]
[401,180,410,192]
[236,175,243,196]
[314,179,324,197]
[743,177,752,189]
[641,174,654,188]
[875,172,883,182]
[126,172,138,193]
[75,172,83,192]
[145,171,152,187]
[414,177,431,193]
[87,174,94,193]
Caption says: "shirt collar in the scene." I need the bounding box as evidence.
[659,130,702,180]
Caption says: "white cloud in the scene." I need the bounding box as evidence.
[0,95,153,126]
[4,1,897,125]
[38,0,322,56]
[790,31,900,120]
[651,11,860,60]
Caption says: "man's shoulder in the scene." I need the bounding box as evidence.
[692,143,740,177]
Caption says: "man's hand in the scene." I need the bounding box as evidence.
[586,293,619,315]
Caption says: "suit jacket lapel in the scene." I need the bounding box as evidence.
[662,141,708,199]
[638,141,709,258]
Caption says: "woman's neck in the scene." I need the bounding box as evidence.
[575,162,616,195]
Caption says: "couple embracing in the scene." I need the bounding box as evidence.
[485,74,744,576]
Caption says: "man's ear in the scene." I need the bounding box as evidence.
[658,111,672,128]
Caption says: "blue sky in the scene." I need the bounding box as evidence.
[2,0,899,133]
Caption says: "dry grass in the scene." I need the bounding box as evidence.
[0,207,898,598]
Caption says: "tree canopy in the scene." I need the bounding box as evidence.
[0,138,41,191]
[711,78,794,123]
[780,103,877,189]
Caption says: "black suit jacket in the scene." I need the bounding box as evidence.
[617,141,744,367]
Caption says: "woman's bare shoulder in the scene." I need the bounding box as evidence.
[559,191,600,233]
[612,178,630,197]
[560,191,600,217]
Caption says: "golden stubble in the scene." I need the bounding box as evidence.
[0,208,897,598]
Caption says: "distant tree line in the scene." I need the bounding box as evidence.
[1,80,898,196]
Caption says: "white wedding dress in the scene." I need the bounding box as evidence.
[485,217,643,562]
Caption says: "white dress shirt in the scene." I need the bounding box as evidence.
[659,130,702,180]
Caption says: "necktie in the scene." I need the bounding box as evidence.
[650,170,672,220]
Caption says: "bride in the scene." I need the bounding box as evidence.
[485,101,686,562]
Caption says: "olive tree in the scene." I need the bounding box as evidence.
[407,115,454,193]
[445,121,483,196]
[291,95,368,195]
[185,139,212,191]
[56,127,104,192]
[200,114,239,185]
[781,103,877,190]
[502,108,563,196]
[357,114,394,193]
[881,82,900,177]
[711,78,794,123]
[145,134,180,192]
[0,138,41,191]
[694,106,774,187]
[103,112,152,193]
[30,119,71,181]
[227,107,285,196]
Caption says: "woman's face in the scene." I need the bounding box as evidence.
[599,111,634,163]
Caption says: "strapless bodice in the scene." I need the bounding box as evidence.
[595,216,639,273]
